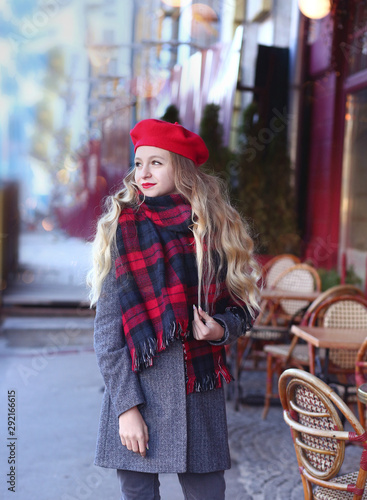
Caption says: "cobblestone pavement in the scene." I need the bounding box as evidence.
[226,395,304,500]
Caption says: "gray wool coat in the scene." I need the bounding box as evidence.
[94,244,251,474]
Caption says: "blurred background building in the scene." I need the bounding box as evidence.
[1,0,367,294]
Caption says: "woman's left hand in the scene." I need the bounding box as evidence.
[192,305,225,342]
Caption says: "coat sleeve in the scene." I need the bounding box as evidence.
[93,247,145,418]
[210,306,253,346]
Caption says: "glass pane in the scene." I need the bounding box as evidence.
[354,3,367,30]
[341,89,367,252]
[348,4,367,75]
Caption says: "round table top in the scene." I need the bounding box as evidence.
[357,383,367,404]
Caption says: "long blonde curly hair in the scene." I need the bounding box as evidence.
[87,153,261,316]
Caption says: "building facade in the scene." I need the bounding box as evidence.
[296,1,367,289]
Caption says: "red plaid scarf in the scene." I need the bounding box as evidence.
[115,193,238,393]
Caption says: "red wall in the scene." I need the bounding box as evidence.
[303,17,344,269]
[304,72,340,268]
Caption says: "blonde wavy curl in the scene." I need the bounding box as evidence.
[87,153,261,316]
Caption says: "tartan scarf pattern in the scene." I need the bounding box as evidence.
[115,193,234,393]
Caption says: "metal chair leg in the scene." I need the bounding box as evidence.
[262,352,273,419]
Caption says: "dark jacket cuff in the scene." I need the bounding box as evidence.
[209,306,253,346]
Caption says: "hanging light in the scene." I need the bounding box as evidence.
[298,0,332,19]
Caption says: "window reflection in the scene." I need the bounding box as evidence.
[347,4,367,75]
[342,89,367,252]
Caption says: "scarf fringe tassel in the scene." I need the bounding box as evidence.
[132,321,188,372]
[186,357,233,394]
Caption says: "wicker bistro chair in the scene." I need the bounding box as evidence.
[257,263,322,327]
[262,286,366,419]
[309,295,367,402]
[279,368,367,500]
[262,254,301,288]
[355,337,367,430]
[234,264,321,411]
[233,323,289,410]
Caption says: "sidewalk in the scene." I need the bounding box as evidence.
[0,229,362,499]
[2,229,91,307]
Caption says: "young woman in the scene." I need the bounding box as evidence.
[88,119,260,500]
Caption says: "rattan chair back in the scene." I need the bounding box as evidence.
[263,254,301,288]
[279,368,367,500]
[271,264,321,317]
[311,296,367,370]
[303,284,365,326]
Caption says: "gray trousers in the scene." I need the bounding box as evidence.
[117,469,225,500]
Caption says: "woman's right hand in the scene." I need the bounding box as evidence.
[118,406,149,458]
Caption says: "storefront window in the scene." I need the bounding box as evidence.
[341,89,367,253]
[347,3,367,75]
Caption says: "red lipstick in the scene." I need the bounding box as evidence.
[141,183,156,188]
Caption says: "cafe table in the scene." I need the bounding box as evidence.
[257,288,321,326]
[290,325,367,379]
[233,289,321,409]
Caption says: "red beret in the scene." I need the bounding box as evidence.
[130,119,209,166]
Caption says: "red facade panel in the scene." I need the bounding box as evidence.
[304,72,339,268]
